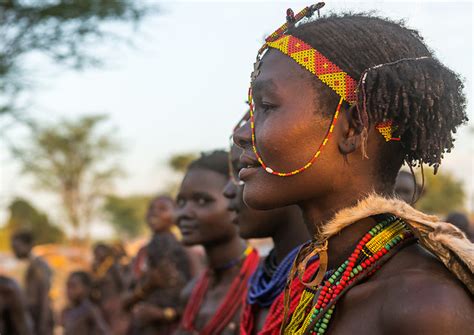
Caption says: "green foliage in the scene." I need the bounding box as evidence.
[0,0,153,119]
[168,152,198,173]
[416,170,466,215]
[3,198,64,246]
[102,194,153,238]
[11,114,122,237]
[166,152,199,196]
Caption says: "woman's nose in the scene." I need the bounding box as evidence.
[233,119,252,150]
[223,180,237,200]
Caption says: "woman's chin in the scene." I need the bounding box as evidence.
[242,186,284,211]
[181,236,200,247]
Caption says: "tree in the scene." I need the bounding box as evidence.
[166,152,199,195]
[416,170,466,215]
[1,198,64,247]
[102,194,152,239]
[168,152,199,173]
[12,114,122,238]
[0,0,152,124]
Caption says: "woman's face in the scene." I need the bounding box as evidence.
[66,275,88,303]
[176,168,238,247]
[223,145,288,239]
[234,50,349,210]
[147,198,175,233]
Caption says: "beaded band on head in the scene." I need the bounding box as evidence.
[249,2,355,177]
[248,3,428,178]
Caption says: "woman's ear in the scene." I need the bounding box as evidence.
[338,105,365,155]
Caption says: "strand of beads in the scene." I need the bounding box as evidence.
[281,215,414,335]
[303,216,413,335]
[257,260,320,335]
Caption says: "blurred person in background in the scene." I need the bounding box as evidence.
[394,170,420,204]
[112,241,133,289]
[0,275,34,335]
[446,212,473,242]
[223,143,314,334]
[126,233,191,335]
[125,195,195,334]
[91,243,128,334]
[175,151,259,335]
[61,271,110,335]
[130,196,204,286]
[11,231,54,335]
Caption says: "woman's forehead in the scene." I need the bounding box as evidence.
[181,169,227,191]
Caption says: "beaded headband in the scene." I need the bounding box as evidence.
[247,3,406,177]
[248,3,350,177]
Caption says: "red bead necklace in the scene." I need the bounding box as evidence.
[181,248,259,334]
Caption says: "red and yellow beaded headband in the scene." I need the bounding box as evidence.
[248,3,399,177]
[248,3,355,177]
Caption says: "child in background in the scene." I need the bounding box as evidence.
[61,271,110,335]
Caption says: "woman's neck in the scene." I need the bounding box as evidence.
[300,186,383,269]
[272,208,310,264]
[204,236,246,272]
[153,226,174,236]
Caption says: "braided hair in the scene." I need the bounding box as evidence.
[288,14,467,185]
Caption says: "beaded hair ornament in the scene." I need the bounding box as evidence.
[248,3,403,177]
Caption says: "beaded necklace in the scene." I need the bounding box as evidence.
[241,247,320,335]
[180,247,259,335]
[247,246,300,307]
[257,260,320,335]
[214,246,252,272]
[262,249,279,279]
[281,215,415,335]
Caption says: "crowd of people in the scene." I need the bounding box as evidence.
[1,3,473,335]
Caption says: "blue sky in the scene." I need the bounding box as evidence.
[1,1,472,230]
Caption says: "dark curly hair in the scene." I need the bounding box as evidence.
[188,150,230,178]
[286,14,467,186]
[69,271,93,288]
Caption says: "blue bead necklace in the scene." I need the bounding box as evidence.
[247,245,301,307]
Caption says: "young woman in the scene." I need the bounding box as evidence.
[234,4,473,334]
[175,150,259,335]
[90,243,128,333]
[127,233,191,335]
[223,143,313,334]
[0,275,33,335]
[61,271,110,335]
[11,231,54,335]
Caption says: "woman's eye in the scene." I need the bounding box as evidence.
[260,103,276,113]
[176,198,185,208]
[196,198,207,206]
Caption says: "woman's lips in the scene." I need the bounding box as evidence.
[239,152,260,181]
[179,222,197,235]
[238,166,259,181]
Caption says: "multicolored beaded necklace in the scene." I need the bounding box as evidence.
[249,258,320,335]
[241,246,307,335]
[281,215,415,335]
[180,246,259,335]
[248,246,300,307]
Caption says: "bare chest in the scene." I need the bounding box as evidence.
[310,282,385,335]
[194,282,240,335]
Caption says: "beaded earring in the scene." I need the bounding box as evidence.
[376,120,401,142]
